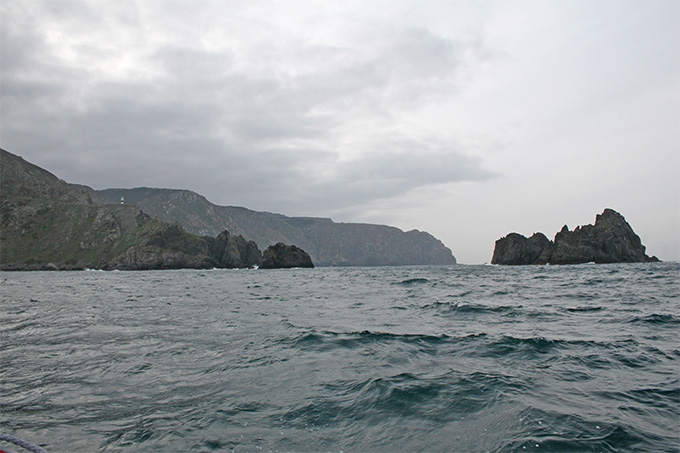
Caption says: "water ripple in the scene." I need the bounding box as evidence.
[1,263,677,452]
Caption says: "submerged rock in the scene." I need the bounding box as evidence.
[491,209,659,265]
[261,243,314,269]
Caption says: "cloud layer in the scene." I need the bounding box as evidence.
[2,0,678,262]
[1,0,496,216]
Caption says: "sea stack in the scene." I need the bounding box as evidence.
[491,209,660,265]
[261,243,314,269]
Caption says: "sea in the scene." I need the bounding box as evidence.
[1,263,678,452]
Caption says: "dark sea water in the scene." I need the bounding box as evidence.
[1,263,678,452]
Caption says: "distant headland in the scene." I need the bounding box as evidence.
[0,148,454,270]
[491,209,660,265]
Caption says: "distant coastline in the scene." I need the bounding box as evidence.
[0,148,455,270]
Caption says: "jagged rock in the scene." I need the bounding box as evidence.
[103,225,264,270]
[491,209,659,265]
[491,232,553,265]
[210,230,262,268]
[551,209,658,264]
[261,243,314,269]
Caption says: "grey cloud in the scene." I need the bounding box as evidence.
[1,1,497,216]
[238,135,497,215]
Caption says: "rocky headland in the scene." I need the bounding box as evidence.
[491,209,659,265]
[0,149,311,271]
[97,188,457,266]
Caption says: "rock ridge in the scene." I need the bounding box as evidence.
[491,209,659,265]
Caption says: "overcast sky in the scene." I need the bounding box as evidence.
[2,0,678,263]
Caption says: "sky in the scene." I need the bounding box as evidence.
[2,0,678,263]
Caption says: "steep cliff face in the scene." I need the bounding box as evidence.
[0,150,300,270]
[97,188,457,266]
[491,209,659,265]
[1,149,152,269]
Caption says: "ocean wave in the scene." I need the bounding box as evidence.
[3,263,678,452]
[481,335,641,361]
[597,384,680,411]
[502,406,665,452]
[483,335,561,357]
[628,313,680,325]
[277,329,485,352]
[280,370,526,430]
[395,277,430,286]
[423,300,519,314]
[564,306,605,313]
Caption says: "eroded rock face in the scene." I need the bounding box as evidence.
[491,209,659,265]
[210,230,262,268]
[103,246,216,270]
[104,227,265,270]
[550,209,657,264]
[491,232,554,265]
[261,243,314,269]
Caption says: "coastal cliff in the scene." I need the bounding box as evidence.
[97,188,457,266]
[491,209,659,265]
[0,149,306,270]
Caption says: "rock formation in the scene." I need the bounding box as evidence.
[491,209,659,265]
[261,243,314,269]
[102,224,263,271]
[210,230,262,269]
[490,232,554,265]
[0,149,308,270]
[97,187,457,266]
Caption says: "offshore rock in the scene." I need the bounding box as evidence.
[261,243,314,269]
[491,232,554,265]
[491,209,659,265]
[551,209,659,264]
